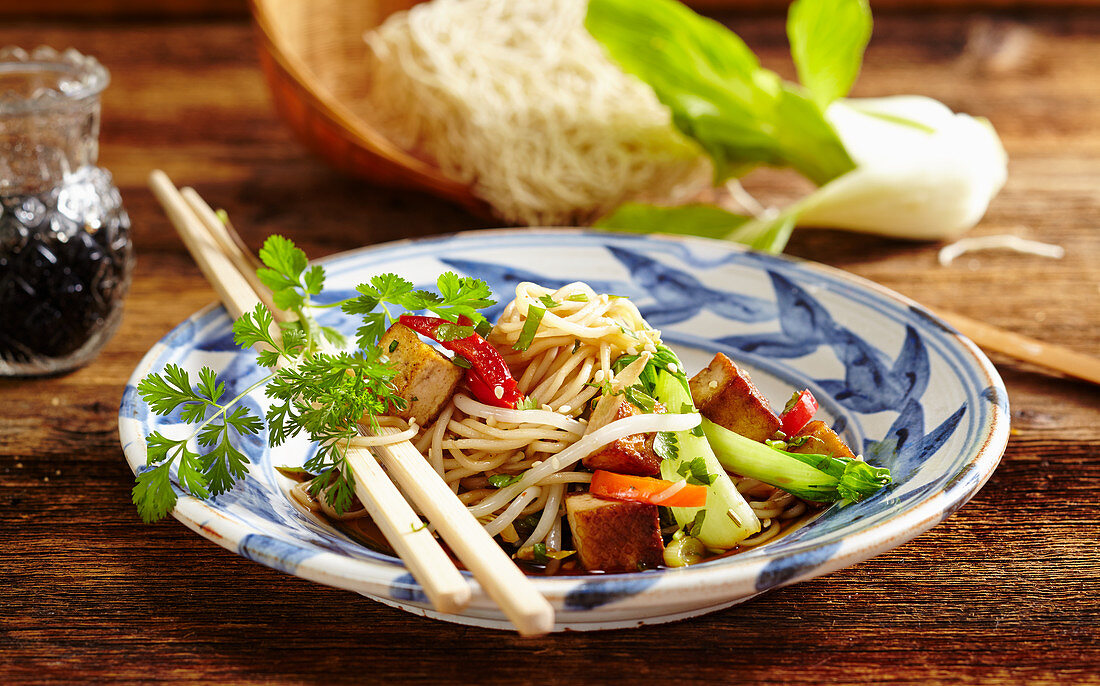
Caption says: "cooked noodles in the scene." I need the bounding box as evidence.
[295,280,816,568]
[418,282,658,540]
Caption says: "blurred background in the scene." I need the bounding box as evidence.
[3,0,1096,253]
[1,0,1098,14]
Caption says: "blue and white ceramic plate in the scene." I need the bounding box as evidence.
[119,229,1009,631]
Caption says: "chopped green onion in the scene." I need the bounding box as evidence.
[621,384,656,413]
[274,465,318,481]
[434,322,476,342]
[532,542,549,564]
[489,473,523,488]
[664,530,706,567]
[515,513,541,531]
[474,318,493,338]
[513,305,546,351]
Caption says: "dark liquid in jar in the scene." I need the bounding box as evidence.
[0,187,131,364]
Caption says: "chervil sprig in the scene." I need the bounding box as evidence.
[342,271,495,349]
[253,235,346,356]
[257,235,324,312]
[264,350,406,511]
[133,363,268,522]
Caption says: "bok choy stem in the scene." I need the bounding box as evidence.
[702,418,891,504]
[652,367,761,547]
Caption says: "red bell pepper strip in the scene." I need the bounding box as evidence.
[397,314,522,409]
[590,470,707,508]
[779,389,818,436]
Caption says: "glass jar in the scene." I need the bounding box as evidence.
[0,46,132,376]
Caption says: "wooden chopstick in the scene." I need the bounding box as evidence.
[179,187,282,321]
[150,172,273,329]
[936,309,1100,386]
[148,170,472,616]
[366,426,556,635]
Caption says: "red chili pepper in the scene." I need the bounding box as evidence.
[397,314,522,409]
[779,389,819,436]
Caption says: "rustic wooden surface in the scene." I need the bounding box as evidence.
[1,9,1098,686]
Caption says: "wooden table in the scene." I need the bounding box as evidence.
[2,9,1098,685]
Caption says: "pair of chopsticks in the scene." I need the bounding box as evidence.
[148,170,555,636]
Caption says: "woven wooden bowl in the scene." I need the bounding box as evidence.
[248,0,488,214]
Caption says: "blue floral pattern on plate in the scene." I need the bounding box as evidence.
[118,229,1009,631]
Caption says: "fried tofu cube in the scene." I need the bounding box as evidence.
[789,420,857,459]
[689,353,780,443]
[565,494,664,572]
[379,323,464,425]
[582,399,664,477]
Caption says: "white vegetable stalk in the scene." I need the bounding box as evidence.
[796,95,1008,240]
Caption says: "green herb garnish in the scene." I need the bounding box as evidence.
[133,235,496,523]
[686,509,707,537]
[652,431,679,462]
[677,455,717,486]
[134,365,265,522]
[489,473,523,489]
[532,543,549,565]
[513,305,546,352]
